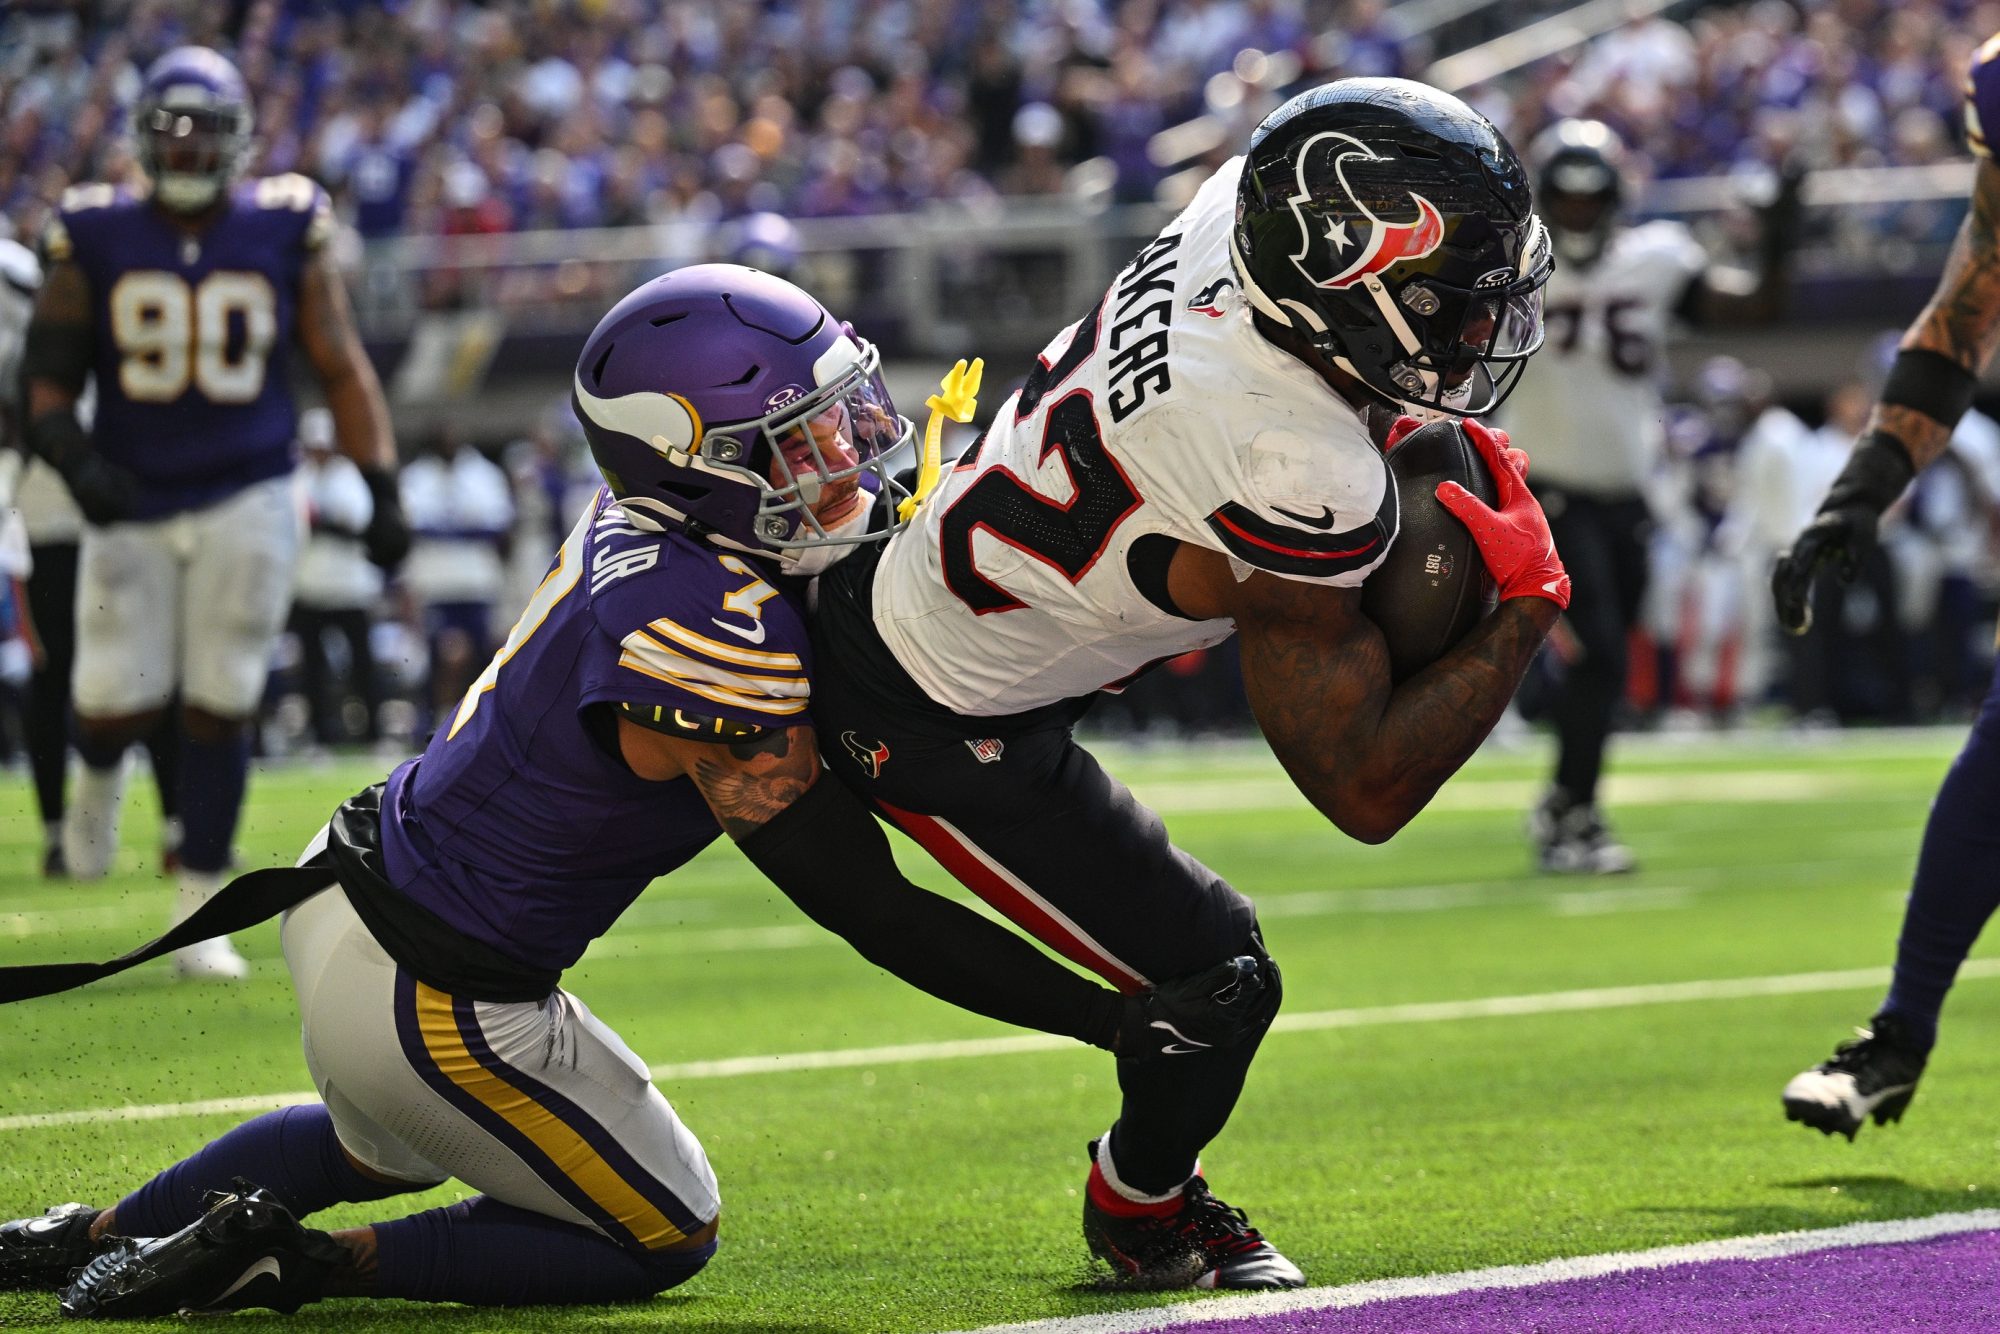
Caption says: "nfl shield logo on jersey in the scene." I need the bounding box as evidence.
[965,738,1005,765]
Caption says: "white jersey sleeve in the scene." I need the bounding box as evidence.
[869,157,1393,717]
[1499,220,1707,496]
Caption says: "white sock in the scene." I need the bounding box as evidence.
[1094,1130,1196,1205]
[62,756,130,880]
[173,868,226,925]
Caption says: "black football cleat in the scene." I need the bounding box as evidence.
[1530,790,1635,875]
[1082,1143,1304,1291]
[60,1180,347,1318]
[0,1202,103,1291]
[1783,1013,1930,1141]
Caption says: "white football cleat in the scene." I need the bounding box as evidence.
[170,873,249,982]
[173,937,249,981]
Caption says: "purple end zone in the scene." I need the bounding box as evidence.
[1152,1230,2000,1334]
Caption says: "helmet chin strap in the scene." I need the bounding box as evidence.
[780,496,878,577]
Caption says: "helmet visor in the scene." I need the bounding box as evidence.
[1390,217,1552,415]
[732,342,916,549]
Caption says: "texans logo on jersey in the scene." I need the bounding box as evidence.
[1284,131,1444,291]
[842,731,891,778]
[1187,278,1234,319]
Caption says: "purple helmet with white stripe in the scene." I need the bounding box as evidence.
[573,265,914,563]
[133,46,255,214]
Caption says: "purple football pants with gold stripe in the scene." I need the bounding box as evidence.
[279,886,718,1253]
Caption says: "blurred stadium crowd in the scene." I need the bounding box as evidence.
[0,0,1988,253]
[3,0,2000,759]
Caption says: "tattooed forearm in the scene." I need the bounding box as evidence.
[1872,161,2000,470]
[689,726,817,839]
[1243,597,1556,844]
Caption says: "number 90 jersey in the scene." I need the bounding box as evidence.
[1498,220,1706,497]
[44,174,332,520]
[871,157,1397,718]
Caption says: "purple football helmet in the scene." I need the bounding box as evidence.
[133,47,255,214]
[573,265,914,562]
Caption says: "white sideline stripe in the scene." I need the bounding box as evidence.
[7,960,1997,1134]
[1128,768,1878,815]
[949,1209,2000,1334]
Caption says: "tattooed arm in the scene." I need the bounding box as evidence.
[1170,548,1557,844]
[1870,158,2000,471]
[613,713,1130,1048]
[1770,159,2000,632]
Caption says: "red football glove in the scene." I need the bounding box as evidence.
[1383,414,1426,452]
[1434,419,1571,609]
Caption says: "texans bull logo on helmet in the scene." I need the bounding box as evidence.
[1284,131,1444,291]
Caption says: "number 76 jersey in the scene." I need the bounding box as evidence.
[870,157,1398,718]
[44,174,332,520]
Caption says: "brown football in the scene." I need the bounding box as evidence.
[1359,418,1500,682]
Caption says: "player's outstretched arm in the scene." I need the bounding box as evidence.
[299,249,409,567]
[614,714,1129,1049]
[1772,159,2000,632]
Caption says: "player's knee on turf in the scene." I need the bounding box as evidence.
[1121,936,1282,1059]
[639,1221,718,1296]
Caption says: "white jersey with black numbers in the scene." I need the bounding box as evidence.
[1500,220,1707,496]
[870,156,1397,717]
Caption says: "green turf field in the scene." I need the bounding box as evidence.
[2,729,1994,1331]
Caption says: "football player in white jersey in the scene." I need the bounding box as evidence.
[809,79,1568,1289]
[1502,120,1794,873]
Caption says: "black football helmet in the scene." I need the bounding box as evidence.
[1232,78,1551,416]
[1530,119,1627,268]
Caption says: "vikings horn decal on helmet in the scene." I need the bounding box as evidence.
[132,47,256,214]
[1285,133,1446,291]
[572,264,916,570]
[1233,78,1552,416]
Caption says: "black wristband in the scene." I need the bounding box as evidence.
[739,774,1123,1049]
[25,408,88,471]
[1880,348,1978,431]
[360,465,400,508]
[1820,429,1917,517]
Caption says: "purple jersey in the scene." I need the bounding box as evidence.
[45,174,332,519]
[380,489,814,973]
[1966,33,2000,159]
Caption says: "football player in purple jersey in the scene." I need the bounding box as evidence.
[1773,36,2000,1138]
[0,268,1255,1317]
[19,47,410,979]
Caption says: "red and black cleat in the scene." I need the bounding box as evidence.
[1081,1142,1304,1291]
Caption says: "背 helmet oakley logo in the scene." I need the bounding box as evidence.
[1187,277,1235,318]
[764,384,807,413]
[1285,132,1444,291]
[841,731,891,779]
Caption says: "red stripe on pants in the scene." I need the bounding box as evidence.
[876,798,1148,993]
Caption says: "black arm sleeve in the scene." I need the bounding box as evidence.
[737,773,1126,1050]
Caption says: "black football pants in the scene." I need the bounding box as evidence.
[809,551,1268,1196]
[1535,486,1650,807]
